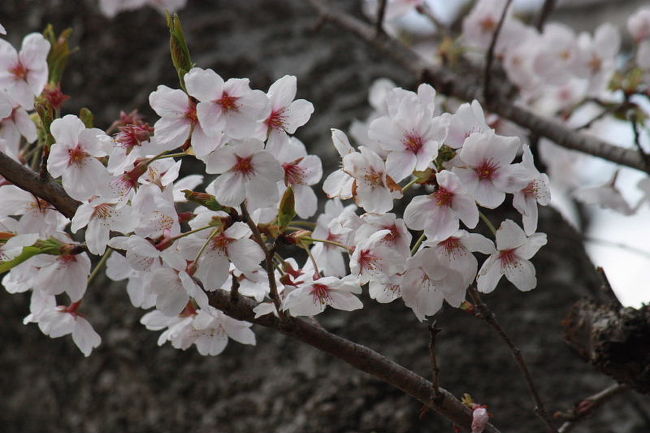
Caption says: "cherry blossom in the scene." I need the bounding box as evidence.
[453,131,529,208]
[476,220,547,293]
[511,145,551,235]
[0,33,50,109]
[275,136,322,218]
[203,139,283,208]
[283,275,362,317]
[47,115,113,201]
[404,170,479,240]
[262,75,314,153]
[184,67,270,140]
[71,197,134,255]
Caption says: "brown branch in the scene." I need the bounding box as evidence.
[556,383,628,433]
[0,151,80,219]
[240,202,283,315]
[429,321,443,405]
[483,0,513,101]
[535,0,557,32]
[306,0,650,174]
[629,110,650,172]
[376,0,388,35]
[469,287,557,433]
[208,289,502,433]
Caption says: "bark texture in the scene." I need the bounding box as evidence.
[0,1,649,432]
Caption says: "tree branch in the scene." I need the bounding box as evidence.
[535,0,557,32]
[469,287,557,433]
[208,289,502,433]
[306,0,650,174]
[556,383,628,433]
[0,151,80,219]
[483,0,513,101]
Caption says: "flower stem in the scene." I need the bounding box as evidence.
[479,211,497,236]
[87,247,113,285]
[411,232,426,255]
[305,237,349,250]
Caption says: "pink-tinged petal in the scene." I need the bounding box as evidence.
[328,290,363,311]
[0,185,33,215]
[453,194,479,229]
[518,232,547,260]
[385,150,416,182]
[225,221,252,240]
[403,195,433,230]
[368,116,404,151]
[496,220,526,250]
[462,232,495,255]
[184,67,224,102]
[195,334,228,356]
[228,238,264,274]
[323,170,353,199]
[268,75,297,108]
[284,99,314,134]
[128,236,160,258]
[245,177,280,209]
[298,154,323,186]
[331,128,354,156]
[154,117,191,150]
[50,115,83,147]
[197,252,230,291]
[504,258,536,291]
[473,180,505,209]
[19,33,50,66]
[61,157,111,201]
[356,182,394,213]
[85,218,110,256]
[208,172,246,207]
[251,150,284,181]
[293,184,318,218]
[72,318,101,357]
[476,255,503,293]
[283,287,324,317]
[13,107,37,143]
[202,145,237,174]
[196,101,226,137]
[78,128,111,156]
[222,317,256,345]
[149,85,188,118]
[191,125,222,157]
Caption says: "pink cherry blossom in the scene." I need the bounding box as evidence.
[204,139,284,208]
[184,67,270,140]
[263,75,314,153]
[283,275,362,317]
[476,220,547,293]
[47,115,113,201]
[453,131,529,208]
[275,136,322,218]
[71,197,135,255]
[404,170,479,240]
[0,33,50,109]
[512,145,551,235]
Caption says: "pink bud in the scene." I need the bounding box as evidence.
[471,406,489,433]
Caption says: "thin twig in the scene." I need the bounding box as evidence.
[240,202,283,315]
[629,110,650,172]
[305,0,650,174]
[376,0,388,35]
[428,321,443,405]
[483,0,513,101]
[535,0,557,32]
[468,287,557,433]
[230,272,240,303]
[557,383,628,433]
[415,3,448,36]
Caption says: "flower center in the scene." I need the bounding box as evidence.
[588,55,602,74]
[498,248,517,266]
[217,92,240,112]
[403,133,423,154]
[266,108,287,130]
[310,283,331,304]
[92,203,113,220]
[233,155,255,176]
[10,62,28,80]
[475,159,498,181]
[283,158,305,185]
[381,224,400,243]
[434,186,454,207]
[185,101,198,124]
[439,236,462,254]
[479,16,496,33]
[358,249,379,272]
[211,233,233,252]
[67,145,88,166]
[522,181,538,198]
[363,167,384,188]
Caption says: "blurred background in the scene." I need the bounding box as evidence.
[0,1,648,432]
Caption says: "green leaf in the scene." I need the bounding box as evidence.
[277,186,296,229]
[0,246,42,274]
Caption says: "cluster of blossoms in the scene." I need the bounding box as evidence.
[364,0,650,219]
[0,15,550,359]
